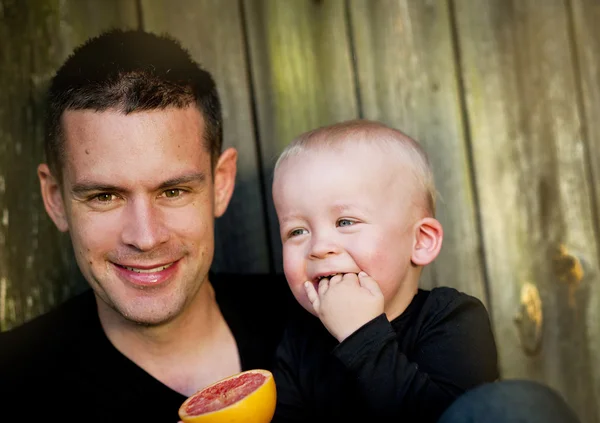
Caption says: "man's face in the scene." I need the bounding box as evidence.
[39,107,236,326]
[273,144,422,317]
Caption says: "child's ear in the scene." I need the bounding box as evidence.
[38,164,69,232]
[411,217,443,266]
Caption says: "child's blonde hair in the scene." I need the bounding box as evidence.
[274,119,437,216]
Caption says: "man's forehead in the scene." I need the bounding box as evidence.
[60,107,211,179]
[60,107,206,150]
[61,106,204,128]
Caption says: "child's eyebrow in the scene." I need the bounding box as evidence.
[279,214,306,225]
[330,203,372,217]
[331,203,359,213]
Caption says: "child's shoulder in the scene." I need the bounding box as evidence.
[425,286,486,307]
[415,286,490,327]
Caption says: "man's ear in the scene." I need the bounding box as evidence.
[411,217,443,266]
[213,147,237,218]
[38,164,69,232]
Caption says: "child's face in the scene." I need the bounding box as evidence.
[273,144,424,316]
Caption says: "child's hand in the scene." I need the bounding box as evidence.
[304,271,384,342]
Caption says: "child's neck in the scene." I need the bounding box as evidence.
[385,279,419,321]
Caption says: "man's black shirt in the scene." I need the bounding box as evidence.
[0,272,297,422]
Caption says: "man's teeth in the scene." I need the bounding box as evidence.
[122,263,173,273]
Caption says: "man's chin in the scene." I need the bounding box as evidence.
[100,294,185,327]
[120,307,181,327]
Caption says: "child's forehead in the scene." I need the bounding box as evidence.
[274,130,419,186]
[301,137,391,158]
[277,150,399,199]
[277,145,407,191]
[274,122,435,216]
[294,142,401,173]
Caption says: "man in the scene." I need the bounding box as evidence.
[0,29,296,422]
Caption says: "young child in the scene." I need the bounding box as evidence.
[270,119,499,422]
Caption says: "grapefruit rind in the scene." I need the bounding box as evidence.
[178,369,276,423]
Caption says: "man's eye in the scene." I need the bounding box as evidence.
[164,189,182,198]
[95,193,115,202]
[289,228,308,237]
[337,219,355,227]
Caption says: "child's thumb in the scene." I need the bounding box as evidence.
[358,272,382,296]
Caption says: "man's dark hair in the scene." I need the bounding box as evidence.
[45,28,222,183]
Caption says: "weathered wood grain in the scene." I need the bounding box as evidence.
[348,0,486,300]
[0,0,137,330]
[243,0,359,271]
[569,0,600,412]
[1,4,598,419]
[453,0,600,421]
[140,0,272,273]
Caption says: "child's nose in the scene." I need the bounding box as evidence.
[309,232,341,259]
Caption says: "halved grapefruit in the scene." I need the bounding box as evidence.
[178,369,276,423]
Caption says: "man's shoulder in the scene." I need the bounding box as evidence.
[0,289,96,363]
[211,272,299,316]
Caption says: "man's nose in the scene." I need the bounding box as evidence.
[121,199,169,251]
[309,231,340,259]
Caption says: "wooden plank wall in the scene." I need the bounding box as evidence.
[1,1,599,421]
[348,0,486,299]
[0,0,138,329]
[454,2,600,421]
[244,0,360,272]
[140,0,273,274]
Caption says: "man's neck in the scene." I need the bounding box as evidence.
[96,281,241,396]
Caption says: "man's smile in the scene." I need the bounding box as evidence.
[112,260,181,286]
[118,262,176,273]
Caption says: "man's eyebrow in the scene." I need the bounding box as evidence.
[157,172,207,190]
[71,182,121,195]
[70,173,207,195]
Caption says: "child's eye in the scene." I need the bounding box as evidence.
[337,219,355,227]
[289,228,308,238]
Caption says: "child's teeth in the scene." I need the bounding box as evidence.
[318,273,340,280]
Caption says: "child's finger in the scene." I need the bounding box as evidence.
[358,271,382,296]
[318,278,330,295]
[341,273,359,285]
[304,281,320,310]
[329,274,343,285]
